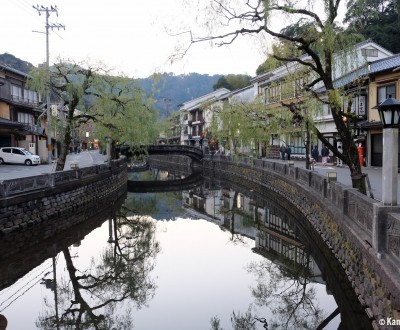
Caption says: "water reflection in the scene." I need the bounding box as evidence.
[182,181,333,329]
[150,170,370,329]
[35,207,159,330]
[0,168,371,329]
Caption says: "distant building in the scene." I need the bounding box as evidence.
[0,63,48,160]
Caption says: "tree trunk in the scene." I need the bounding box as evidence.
[55,109,74,171]
[318,97,367,195]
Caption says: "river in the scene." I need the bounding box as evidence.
[0,169,371,330]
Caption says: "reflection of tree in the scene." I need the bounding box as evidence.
[36,209,160,329]
[210,308,258,330]
[247,249,325,330]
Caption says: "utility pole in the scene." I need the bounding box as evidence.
[33,5,65,164]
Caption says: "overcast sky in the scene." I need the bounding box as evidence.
[1,0,268,78]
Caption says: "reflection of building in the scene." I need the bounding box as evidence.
[254,208,324,283]
[180,181,324,283]
[182,182,223,222]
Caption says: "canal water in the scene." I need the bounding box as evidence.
[0,169,370,329]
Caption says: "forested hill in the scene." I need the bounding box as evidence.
[0,53,35,74]
[0,53,221,118]
[136,72,222,118]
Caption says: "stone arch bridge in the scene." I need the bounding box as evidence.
[146,145,204,162]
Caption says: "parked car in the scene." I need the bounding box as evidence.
[0,147,41,166]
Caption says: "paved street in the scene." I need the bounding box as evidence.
[0,151,394,203]
[0,150,107,180]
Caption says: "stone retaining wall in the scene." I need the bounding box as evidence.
[203,155,400,330]
[0,158,128,260]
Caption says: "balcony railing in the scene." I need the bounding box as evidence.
[11,95,38,107]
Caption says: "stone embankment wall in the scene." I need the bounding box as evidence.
[0,158,127,260]
[203,155,400,330]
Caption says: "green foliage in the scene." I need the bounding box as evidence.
[344,0,400,53]
[213,74,252,91]
[28,60,158,169]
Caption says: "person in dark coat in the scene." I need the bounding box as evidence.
[285,145,291,161]
[279,144,286,161]
[321,145,329,165]
[311,145,319,163]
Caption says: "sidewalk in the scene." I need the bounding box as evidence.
[274,158,389,202]
[0,150,107,180]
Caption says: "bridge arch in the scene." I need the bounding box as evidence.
[147,145,203,162]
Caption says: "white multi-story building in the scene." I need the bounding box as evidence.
[252,40,393,159]
[178,88,230,146]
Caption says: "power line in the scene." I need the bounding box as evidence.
[0,260,52,298]
[32,4,65,164]
[0,265,53,312]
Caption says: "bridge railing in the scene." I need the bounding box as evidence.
[147,144,204,160]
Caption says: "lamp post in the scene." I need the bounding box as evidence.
[375,97,400,205]
[105,136,111,166]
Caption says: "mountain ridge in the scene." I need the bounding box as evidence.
[0,53,221,118]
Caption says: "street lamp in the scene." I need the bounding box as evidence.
[374,97,400,205]
[105,136,111,166]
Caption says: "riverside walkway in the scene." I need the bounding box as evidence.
[0,150,107,180]
[274,159,391,202]
[0,151,394,203]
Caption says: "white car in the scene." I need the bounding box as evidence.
[0,147,41,166]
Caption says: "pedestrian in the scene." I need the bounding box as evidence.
[311,145,319,164]
[279,144,286,161]
[285,145,291,161]
[321,145,329,165]
[337,143,343,167]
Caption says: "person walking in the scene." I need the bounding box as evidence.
[311,145,319,163]
[285,145,291,161]
[279,144,286,161]
[321,145,329,165]
[337,143,343,167]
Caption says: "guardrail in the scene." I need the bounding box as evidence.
[0,158,125,198]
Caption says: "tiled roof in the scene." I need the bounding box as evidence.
[0,117,26,128]
[370,54,400,73]
[315,53,400,92]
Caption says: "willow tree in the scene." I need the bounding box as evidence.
[29,60,158,171]
[187,0,367,193]
[209,98,273,155]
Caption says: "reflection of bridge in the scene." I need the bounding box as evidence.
[127,171,203,193]
[147,145,204,162]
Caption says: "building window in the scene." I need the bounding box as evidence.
[361,48,378,57]
[24,89,38,104]
[18,112,34,126]
[267,84,281,103]
[11,85,22,101]
[378,84,396,103]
